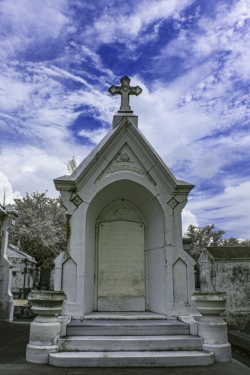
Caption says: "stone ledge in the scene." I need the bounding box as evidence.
[228,331,250,353]
[49,350,214,367]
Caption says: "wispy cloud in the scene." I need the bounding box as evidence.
[187,180,250,238]
[0,0,249,238]
[82,0,195,48]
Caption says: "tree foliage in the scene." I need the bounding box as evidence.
[8,191,67,267]
[185,224,250,261]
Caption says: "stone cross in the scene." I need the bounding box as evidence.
[108,76,142,113]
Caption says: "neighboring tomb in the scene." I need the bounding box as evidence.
[0,204,18,322]
[198,247,250,330]
[7,244,37,299]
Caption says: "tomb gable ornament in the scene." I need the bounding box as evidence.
[95,143,156,185]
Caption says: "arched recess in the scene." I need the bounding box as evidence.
[62,257,77,302]
[173,258,188,304]
[84,179,165,314]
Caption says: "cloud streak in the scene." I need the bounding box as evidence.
[0,0,249,239]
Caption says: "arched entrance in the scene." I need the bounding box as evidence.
[97,200,146,311]
[84,179,165,315]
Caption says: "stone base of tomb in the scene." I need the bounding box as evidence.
[198,317,232,362]
[202,343,231,362]
[48,313,215,367]
[26,344,59,364]
[26,316,61,363]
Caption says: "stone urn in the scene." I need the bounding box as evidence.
[29,290,67,317]
[191,290,231,363]
[26,290,67,364]
[191,291,227,316]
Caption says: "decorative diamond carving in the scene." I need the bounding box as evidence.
[167,197,179,209]
[71,194,83,207]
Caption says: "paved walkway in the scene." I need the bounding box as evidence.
[0,321,249,375]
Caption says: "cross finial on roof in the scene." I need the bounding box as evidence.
[108,76,142,113]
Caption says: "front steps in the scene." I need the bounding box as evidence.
[50,350,214,367]
[66,319,190,336]
[50,318,214,367]
[58,335,203,351]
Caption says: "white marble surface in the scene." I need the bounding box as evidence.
[98,220,145,311]
[49,350,214,367]
[67,319,190,336]
[202,342,231,363]
[83,312,167,319]
[26,344,59,364]
[58,334,203,351]
[62,258,77,302]
[197,316,232,363]
[29,321,61,346]
[54,116,196,318]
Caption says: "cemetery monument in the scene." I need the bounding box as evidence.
[26,76,232,367]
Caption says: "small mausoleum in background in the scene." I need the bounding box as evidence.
[7,244,37,299]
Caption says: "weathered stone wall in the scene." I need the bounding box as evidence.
[198,248,250,331]
[214,261,250,330]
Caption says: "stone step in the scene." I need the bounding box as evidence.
[67,319,190,336]
[58,335,203,351]
[49,350,214,367]
[83,312,167,319]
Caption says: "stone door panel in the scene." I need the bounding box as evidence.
[98,220,145,311]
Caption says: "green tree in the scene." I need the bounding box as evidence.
[185,224,225,260]
[185,224,250,261]
[8,191,67,267]
[220,237,250,246]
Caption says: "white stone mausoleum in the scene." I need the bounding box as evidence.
[54,76,197,319]
[26,76,231,367]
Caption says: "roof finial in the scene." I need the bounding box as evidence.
[108,76,142,129]
[108,76,142,113]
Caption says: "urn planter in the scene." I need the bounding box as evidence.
[29,290,67,316]
[191,291,227,316]
[191,291,231,363]
[26,290,67,364]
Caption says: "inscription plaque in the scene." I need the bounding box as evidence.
[98,220,145,311]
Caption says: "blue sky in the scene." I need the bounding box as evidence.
[0,0,249,238]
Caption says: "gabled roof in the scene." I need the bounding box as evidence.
[207,247,250,260]
[7,244,37,263]
[54,117,194,194]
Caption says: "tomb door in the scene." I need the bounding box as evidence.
[97,220,145,311]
